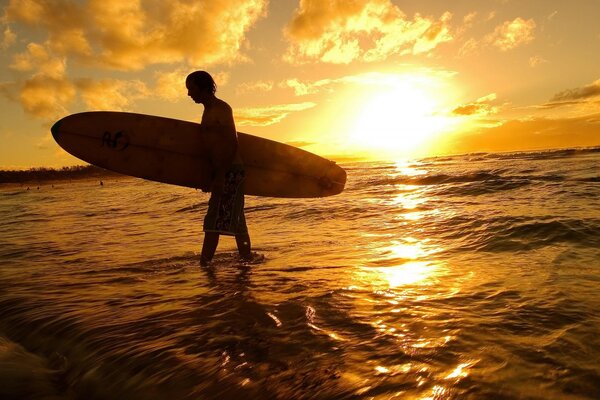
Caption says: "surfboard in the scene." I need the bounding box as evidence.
[51,111,346,198]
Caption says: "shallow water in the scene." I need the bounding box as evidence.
[1,148,599,399]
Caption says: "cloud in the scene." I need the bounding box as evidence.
[486,17,536,51]
[3,40,76,119]
[5,0,93,58]
[463,12,477,25]
[235,102,316,126]
[36,132,54,150]
[284,0,453,64]
[281,78,331,96]
[550,79,600,102]
[19,75,77,119]
[10,43,67,78]
[1,26,16,49]
[2,37,75,120]
[459,16,536,56]
[236,80,274,95]
[281,74,398,96]
[458,37,479,57]
[452,93,498,116]
[281,71,455,98]
[2,40,151,117]
[75,78,149,110]
[153,69,187,102]
[4,0,268,71]
[529,55,548,68]
[0,81,19,102]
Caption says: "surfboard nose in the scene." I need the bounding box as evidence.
[51,118,62,142]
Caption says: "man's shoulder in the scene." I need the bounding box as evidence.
[214,98,232,113]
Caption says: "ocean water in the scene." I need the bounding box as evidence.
[1,147,599,400]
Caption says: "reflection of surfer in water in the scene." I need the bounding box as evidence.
[186,71,252,266]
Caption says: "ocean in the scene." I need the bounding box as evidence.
[1,147,599,399]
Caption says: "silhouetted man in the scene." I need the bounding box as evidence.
[186,71,251,266]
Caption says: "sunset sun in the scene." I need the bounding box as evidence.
[348,75,456,157]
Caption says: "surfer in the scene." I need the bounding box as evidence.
[186,71,252,266]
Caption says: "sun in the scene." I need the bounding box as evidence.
[348,74,455,158]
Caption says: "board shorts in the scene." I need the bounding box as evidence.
[203,164,248,236]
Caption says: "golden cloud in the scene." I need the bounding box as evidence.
[2,0,265,120]
[76,78,150,110]
[458,16,536,56]
[1,26,16,49]
[10,43,67,79]
[20,76,77,119]
[236,80,275,95]
[282,78,332,96]
[235,102,316,126]
[487,17,536,51]
[5,0,268,70]
[452,93,498,116]
[284,0,453,64]
[5,0,93,57]
[457,37,479,57]
[529,55,548,68]
[281,71,455,97]
[153,69,188,102]
[551,79,600,102]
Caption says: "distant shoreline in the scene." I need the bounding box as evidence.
[0,165,122,184]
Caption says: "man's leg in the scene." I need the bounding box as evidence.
[201,232,219,266]
[235,233,252,260]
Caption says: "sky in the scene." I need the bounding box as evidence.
[1,0,600,168]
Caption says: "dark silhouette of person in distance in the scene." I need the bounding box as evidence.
[186,71,252,266]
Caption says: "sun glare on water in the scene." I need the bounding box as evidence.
[348,74,456,158]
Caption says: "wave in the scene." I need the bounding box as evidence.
[175,203,203,213]
[431,178,532,196]
[420,146,600,164]
[576,176,600,182]
[0,190,25,197]
[456,218,600,252]
[481,146,600,161]
[356,173,572,197]
[361,169,574,187]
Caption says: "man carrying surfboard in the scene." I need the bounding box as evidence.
[186,71,252,266]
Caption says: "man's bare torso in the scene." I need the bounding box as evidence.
[201,98,243,167]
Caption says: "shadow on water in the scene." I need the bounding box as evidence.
[0,254,352,400]
[187,260,353,399]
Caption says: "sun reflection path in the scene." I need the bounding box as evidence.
[392,160,437,221]
[358,236,443,290]
[394,160,429,177]
[347,159,482,399]
[376,261,438,287]
[355,159,446,290]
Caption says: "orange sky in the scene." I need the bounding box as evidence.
[1,0,599,167]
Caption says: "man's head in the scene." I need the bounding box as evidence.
[186,71,217,104]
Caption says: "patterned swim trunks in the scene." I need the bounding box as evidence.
[203,164,248,236]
